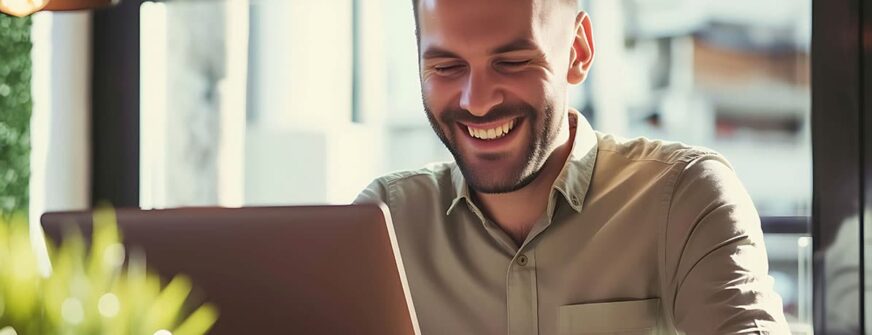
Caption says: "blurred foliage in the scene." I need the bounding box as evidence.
[0,15,32,213]
[0,208,218,334]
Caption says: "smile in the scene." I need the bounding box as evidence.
[466,119,517,140]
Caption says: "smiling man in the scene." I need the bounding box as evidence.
[355,0,789,334]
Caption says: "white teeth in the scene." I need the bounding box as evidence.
[467,119,517,140]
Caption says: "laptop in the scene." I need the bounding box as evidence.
[41,204,420,335]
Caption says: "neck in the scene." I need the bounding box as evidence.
[472,114,575,246]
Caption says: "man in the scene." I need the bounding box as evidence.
[355,0,790,333]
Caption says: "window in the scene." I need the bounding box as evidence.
[574,0,812,330]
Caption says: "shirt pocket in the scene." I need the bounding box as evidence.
[558,298,661,335]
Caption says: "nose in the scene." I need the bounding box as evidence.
[459,70,504,117]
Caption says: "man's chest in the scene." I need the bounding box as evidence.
[391,201,666,335]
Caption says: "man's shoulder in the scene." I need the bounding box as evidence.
[354,161,457,207]
[594,131,727,169]
[371,161,456,188]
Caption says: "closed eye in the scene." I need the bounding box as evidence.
[433,64,465,74]
[497,60,531,67]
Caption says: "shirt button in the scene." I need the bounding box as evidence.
[517,255,528,266]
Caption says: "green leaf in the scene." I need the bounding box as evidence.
[173,304,219,335]
[146,276,193,330]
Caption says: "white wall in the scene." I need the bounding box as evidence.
[29,11,92,274]
[243,0,382,205]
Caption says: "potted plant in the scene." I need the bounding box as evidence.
[0,209,218,335]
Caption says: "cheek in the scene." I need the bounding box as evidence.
[503,72,557,110]
[422,79,461,113]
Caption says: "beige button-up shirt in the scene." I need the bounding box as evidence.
[355,112,789,334]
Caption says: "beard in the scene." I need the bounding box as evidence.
[424,99,557,194]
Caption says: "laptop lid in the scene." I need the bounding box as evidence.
[41,204,420,335]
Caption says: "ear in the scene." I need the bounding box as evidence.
[567,11,595,85]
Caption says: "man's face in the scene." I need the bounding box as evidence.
[417,0,582,194]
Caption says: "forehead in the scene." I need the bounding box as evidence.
[417,0,550,55]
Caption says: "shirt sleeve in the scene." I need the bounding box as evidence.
[664,156,790,334]
[353,178,388,205]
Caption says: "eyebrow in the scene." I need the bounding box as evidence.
[421,38,540,60]
[422,47,461,60]
[489,38,539,55]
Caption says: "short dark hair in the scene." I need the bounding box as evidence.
[410,0,578,41]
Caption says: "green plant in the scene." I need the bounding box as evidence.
[0,209,218,334]
[0,14,32,214]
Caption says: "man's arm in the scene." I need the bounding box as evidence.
[664,157,790,334]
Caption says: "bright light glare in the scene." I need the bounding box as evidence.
[29,10,54,278]
[0,0,47,17]
[102,243,126,268]
[217,0,249,208]
[140,1,168,209]
[98,293,121,318]
[61,298,85,325]
[797,236,810,248]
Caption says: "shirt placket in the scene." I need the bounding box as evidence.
[507,236,540,335]
[463,193,561,335]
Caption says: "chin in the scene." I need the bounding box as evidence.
[460,160,542,194]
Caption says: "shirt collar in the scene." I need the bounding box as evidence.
[446,163,470,215]
[552,110,598,213]
[446,109,599,215]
